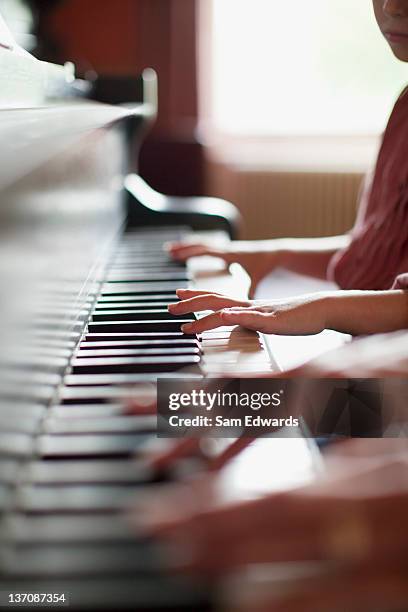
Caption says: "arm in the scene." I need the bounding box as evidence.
[325,290,408,335]
[274,234,351,279]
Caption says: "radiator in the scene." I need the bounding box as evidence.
[206,162,363,240]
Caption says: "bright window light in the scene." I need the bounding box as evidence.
[210,0,408,136]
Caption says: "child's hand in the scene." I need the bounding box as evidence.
[171,289,408,337]
[169,288,330,335]
[133,442,408,612]
[166,241,284,298]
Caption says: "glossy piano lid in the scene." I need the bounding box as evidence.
[0,8,148,191]
[0,101,144,192]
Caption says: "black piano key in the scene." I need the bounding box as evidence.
[91,309,192,322]
[37,434,150,459]
[43,415,156,434]
[109,264,185,273]
[78,339,200,350]
[75,348,200,358]
[60,387,142,404]
[23,459,154,485]
[118,241,176,247]
[106,272,189,282]
[71,355,201,375]
[122,226,187,234]
[119,235,184,243]
[110,254,181,260]
[117,249,177,255]
[94,301,178,311]
[64,372,202,387]
[115,241,182,248]
[97,294,178,303]
[101,282,183,295]
[113,247,179,253]
[84,332,196,341]
[87,319,193,333]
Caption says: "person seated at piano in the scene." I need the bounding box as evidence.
[167,0,408,342]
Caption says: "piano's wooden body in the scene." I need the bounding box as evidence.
[0,67,323,609]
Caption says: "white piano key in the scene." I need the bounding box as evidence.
[17,484,146,514]
[43,415,156,435]
[22,459,153,485]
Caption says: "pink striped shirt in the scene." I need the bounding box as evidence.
[328,87,408,291]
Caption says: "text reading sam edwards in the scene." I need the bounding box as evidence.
[157,379,300,438]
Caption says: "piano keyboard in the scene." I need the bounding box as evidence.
[0,227,272,610]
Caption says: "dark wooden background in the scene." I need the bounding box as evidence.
[29,0,204,196]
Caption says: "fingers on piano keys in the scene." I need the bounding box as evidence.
[0,229,270,610]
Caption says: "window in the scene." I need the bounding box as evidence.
[205,0,408,137]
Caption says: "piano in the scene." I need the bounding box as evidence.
[0,51,338,609]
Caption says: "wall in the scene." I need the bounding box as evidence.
[43,0,204,196]
[206,157,363,239]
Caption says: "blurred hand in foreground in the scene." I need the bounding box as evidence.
[132,439,408,612]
